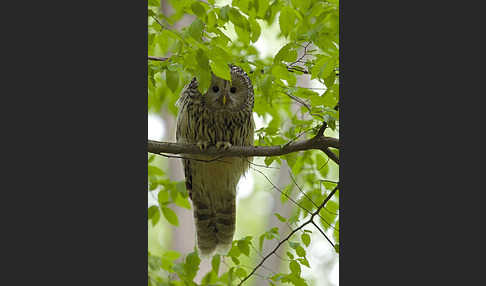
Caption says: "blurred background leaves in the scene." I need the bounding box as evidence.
[148,0,339,285]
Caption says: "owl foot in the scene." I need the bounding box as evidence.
[216,141,232,150]
[196,140,210,151]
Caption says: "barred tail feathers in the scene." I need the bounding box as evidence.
[192,190,236,257]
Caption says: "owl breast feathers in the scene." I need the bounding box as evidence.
[175,65,255,256]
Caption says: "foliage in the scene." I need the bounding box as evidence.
[148,0,339,285]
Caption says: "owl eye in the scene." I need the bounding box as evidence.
[212,86,219,92]
[230,87,237,93]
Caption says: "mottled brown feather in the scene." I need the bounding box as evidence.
[176,66,255,256]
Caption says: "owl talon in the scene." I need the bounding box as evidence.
[216,141,232,150]
[197,141,210,151]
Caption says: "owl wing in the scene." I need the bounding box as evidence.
[176,78,200,199]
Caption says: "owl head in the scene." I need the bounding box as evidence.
[204,65,254,111]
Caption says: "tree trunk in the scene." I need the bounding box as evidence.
[159,1,211,283]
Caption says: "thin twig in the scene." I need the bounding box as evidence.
[151,16,166,29]
[289,42,311,67]
[148,56,169,61]
[246,159,281,169]
[282,91,325,120]
[237,184,339,286]
[311,221,334,247]
[287,170,337,231]
[287,66,310,74]
[250,166,313,216]
[319,157,330,170]
[322,148,339,164]
[320,179,339,184]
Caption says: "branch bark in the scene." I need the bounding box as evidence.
[148,56,169,61]
[148,135,339,164]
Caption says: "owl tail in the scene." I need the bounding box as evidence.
[192,191,236,257]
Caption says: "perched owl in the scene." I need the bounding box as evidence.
[175,65,255,256]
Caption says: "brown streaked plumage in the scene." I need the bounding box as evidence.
[175,65,255,256]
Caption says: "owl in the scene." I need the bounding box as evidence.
[175,65,255,256]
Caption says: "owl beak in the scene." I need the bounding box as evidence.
[221,82,230,105]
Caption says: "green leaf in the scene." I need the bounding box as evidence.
[274,43,298,63]
[324,72,336,89]
[321,199,338,230]
[288,241,299,250]
[286,251,294,259]
[270,273,285,282]
[219,5,230,21]
[271,63,296,86]
[211,254,221,274]
[148,206,160,226]
[334,243,340,253]
[333,220,339,242]
[207,10,217,28]
[208,46,232,63]
[190,2,206,19]
[148,253,162,270]
[280,184,293,203]
[162,28,184,42]
[322,180,338,190]
[269,227,279,238]
[233,0,251,15]
[201,271,216,285]
[188,18,205,40]
[234,25,250,45]
[228,7,249,30]
[196,48,210,69]
[148,8,156,18]
[289,260,301,276]
[323,13,339,32]
[192,49,211,94]
[301,233,311,247]
[158,190,170,205]
[161,206,179,226]
[315,153,330,177]
[210,61,231,81]
[148,0,160,7]
[148,165,164,177]
[259,234,265,251]
[311,55,336,80]
[256,0,269,19]
[237,239,250,256]
[228,242,241,256]
[230,255,240,265]
[175,181,187,194]
[279,7,295,37]
[264,156,275,166]
[174,192,191,209]
[249,17,261,43]
[163,250,181,261]
[148,154,155,163]
[297,257,310,268]
[291,0,311,11]
[274,213,287,222]
[197,67,212,94]
[184,252,201,281]
[235,267,247,278]
[295,245,306,257]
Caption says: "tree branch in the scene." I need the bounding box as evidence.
[237,184,339,286]
[148,134,339,164]
[148,56,169,61]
